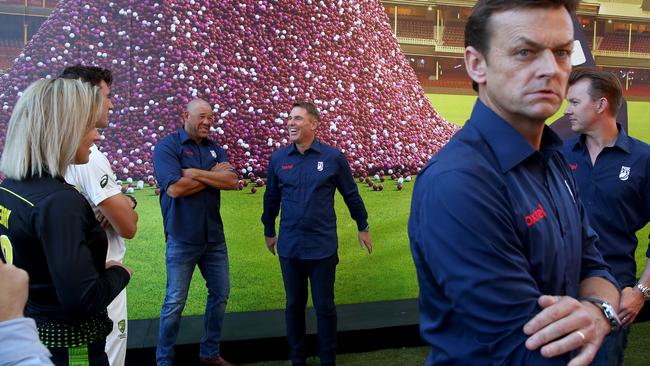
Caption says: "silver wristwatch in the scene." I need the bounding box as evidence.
[636,282,650,299]
[579,297,621,331]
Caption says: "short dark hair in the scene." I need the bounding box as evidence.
[569,67,623,116]
[58,65,113,87]
[292,101,320,122]
[465,0,578,91]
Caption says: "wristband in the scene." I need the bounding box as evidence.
[126,194,137,209]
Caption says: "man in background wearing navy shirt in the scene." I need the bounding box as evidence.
[562,67,650,365]
[409,1,620,365]
[153,98,238,366]
[262,101,373,366]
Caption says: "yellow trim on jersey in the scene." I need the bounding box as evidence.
[0,187,34,207]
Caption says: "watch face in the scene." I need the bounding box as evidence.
[602,302,621,327]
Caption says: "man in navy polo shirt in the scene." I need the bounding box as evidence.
[408,1,621,365]
[153,98,238,366]
[562,67,650,365]
[261,101,373,366]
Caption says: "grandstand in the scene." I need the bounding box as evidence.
[383,0,650,100]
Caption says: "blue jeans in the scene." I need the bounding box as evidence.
[592,326,631,366]
[279,254,338,366]
[156,237,230,366]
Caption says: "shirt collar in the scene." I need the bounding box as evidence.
[469,99,564,173]
[179,127,209,145]
[288,139,322,155]
[572,123,630,154]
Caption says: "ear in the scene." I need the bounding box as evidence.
[464,46,487,87]
[183,110,189,122]
[596,98,608,114]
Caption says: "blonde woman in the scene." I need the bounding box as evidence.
[0,78,132,366]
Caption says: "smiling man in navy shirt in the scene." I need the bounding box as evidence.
[262,101,372,366]
[153,98,238,366]
[562,67,650,365]
[408,1,621,365]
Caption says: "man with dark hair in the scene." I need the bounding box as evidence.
[153,98,238,366]
[563,67,650,366]
[409,1,620,365]
[262,101,373,366]
[61,65,138,366]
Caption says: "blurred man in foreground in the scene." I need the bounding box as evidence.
[409,1,620,365]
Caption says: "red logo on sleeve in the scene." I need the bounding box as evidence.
[525,203,547,227]
[281,165,294,170]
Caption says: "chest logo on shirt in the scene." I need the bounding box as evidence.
[317,161,324,171]
[210,150,217,158]
[619,166,630,181]
[183,150,194,156]
[524,203,547,227]
[281,165,294,170]
[99,174,109,188]
[569,164,578,171]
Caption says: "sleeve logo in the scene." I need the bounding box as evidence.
[100,174,109,188]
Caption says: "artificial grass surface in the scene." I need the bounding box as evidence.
[124,178,418,319]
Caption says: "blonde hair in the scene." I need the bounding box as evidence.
[0,78,103,179]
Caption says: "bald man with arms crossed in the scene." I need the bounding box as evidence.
[153,99,239,366]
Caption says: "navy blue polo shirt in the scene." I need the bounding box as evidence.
[153,128,228,244]
[562,126,650,288]
[261,140,368,259]
[408,100,617,365]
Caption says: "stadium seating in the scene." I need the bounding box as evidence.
[0,0,56,7]
[599,31,650,54]
[441,20,464,47]
[0,39,21,71]
[396,18,435,39]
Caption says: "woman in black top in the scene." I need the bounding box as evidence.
[0,78,132,366]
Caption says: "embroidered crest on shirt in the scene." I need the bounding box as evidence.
[619,166,630,181]
[317,161,324,171]
[210,150,217,158]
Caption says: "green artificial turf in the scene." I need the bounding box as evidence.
[124,179,418,319]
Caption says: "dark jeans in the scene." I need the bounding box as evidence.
[279,254,338,366]
[156,237,230,366]
[591,326,631,366]
[49,343,108,366]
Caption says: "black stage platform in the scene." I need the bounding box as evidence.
[125,299,424,365]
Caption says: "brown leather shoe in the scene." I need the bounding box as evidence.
[199,356,236,366]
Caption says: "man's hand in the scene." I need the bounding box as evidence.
[618,286,645,326]
[106,260,133,278]
[211,162,234,172]
[265,236,277,255]
[0,261,28,322]
[523,295,610,366]
[358,231,372,254]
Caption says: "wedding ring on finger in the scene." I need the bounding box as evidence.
[575,330,586,343]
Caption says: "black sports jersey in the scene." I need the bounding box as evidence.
[0,176,130,328]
